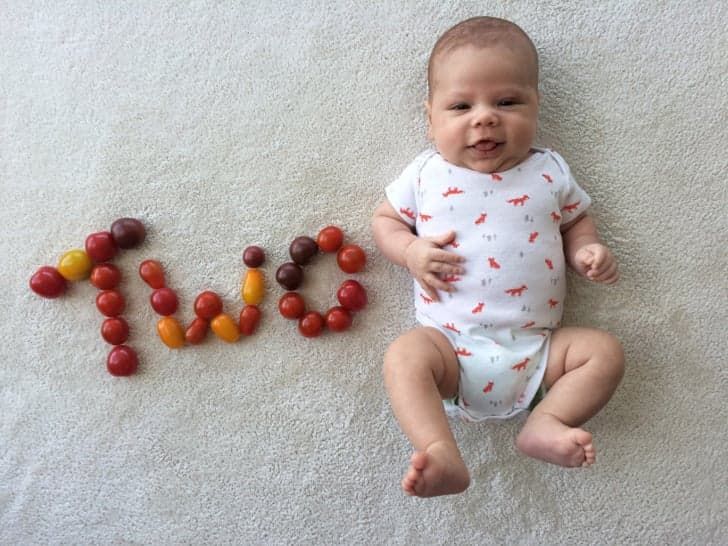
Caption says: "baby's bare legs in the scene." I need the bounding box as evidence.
[383,327,469,497]
[516,327,624,467]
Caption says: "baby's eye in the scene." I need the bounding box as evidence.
[450,103,470,111]
[498,99,518,107]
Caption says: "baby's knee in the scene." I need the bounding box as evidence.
[594,330,625,382]
[382,330,443,381]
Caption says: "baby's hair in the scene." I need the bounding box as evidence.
[427,16,539,98]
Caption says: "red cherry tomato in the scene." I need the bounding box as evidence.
[194,291,223,320]
[96,290,125,317]
[298,311,324,337]
[337,280,367,311]
[150,288,178,316]
[317,225,344,253]
[90,264,121,290]
[325,306,352,332]
[85,231,118,263]
[101,317,129,345]
[185,317,208,345]
[239,305,262,336]
[106,345,138,376]
[29,266,67,298]
[337,244,366,273]
[139,260,165,289]
[278,292,306,319]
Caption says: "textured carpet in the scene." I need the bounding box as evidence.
[2,1,726,544]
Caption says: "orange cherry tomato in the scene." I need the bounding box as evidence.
[185,317,208,345]
[157,317,185,348]
[239,305,261,336]
[57,249,93,281]
[139,260,165,289]
[242,269,265,305]
[211,313,240,343]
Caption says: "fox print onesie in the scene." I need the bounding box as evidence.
[385,148,591,421]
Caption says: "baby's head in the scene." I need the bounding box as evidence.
[425,17,540,174]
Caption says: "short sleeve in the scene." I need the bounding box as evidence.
[384,152,433,228]
[549,151,592,222]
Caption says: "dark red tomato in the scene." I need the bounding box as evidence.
[337,280,367,311]
[278,292,306,320]
[106,345,138,376]
[239,305,262,336]
[29,266,67,298]
[101,317,129,345]
[316,225,344,253]
[243,246,265,268]
[150,287,178,316]
[194,291,223,320]
[139,260,165,289]
[96,290,125,317]
[325,306,352,332]
[298,311,324,338]
[185,317,208,344]
[84,231,118,262]
[336,244,366,273]
[110,218,145,249]
[90,264,122,290]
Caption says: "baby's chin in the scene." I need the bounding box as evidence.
[440,150,533,174]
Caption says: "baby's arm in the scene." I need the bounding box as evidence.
[562,214,619,284]
[372,200,465,301]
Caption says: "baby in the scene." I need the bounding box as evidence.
[372,16,625,498]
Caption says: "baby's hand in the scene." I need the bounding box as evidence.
[574,243,619,284]
[404,231,465,301]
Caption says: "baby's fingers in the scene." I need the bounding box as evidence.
[430,261,465,276]
[430,248,465,265]
[591,262,619,284]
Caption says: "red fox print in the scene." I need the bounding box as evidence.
[446,239,460,249]
[505,285,528,297]
[521,320,536,328]
[419,213,432,222]
[419,293,433,305]
[488,257,501,269]
[474,212,488,225]
[512,358,530,372]
[529,232,539,243]
[456,347,473,357]
[400,207,415,220]
[443,186,464,198]
[545,258,554,270]
[507,194,530,206]
[471,302,485,314]
[551,211,562,222]
[542,173,553,183]
[562,201,581,213]
[491,173,503,182]
[548,298,559,308]
[483,380,494,393]
[442,274,461,283]
[443,322,461,334]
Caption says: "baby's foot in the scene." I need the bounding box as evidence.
[401,441,470,497]
[516,412,596,467]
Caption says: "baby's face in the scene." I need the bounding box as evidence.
[426,45,539,174]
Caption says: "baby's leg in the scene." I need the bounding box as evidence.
[383,327,469,497]
[516,327,624,467]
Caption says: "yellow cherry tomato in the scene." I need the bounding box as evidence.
[211,313,240,343]
[157,317,185,348]
[57,249,93,281]
[242,269,265,305]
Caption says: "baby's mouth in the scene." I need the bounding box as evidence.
[471,140,501,152]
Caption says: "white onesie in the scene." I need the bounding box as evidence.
[385,148,591,421]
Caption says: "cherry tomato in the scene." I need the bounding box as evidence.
[242,269,265,305]
[336,244,366,273]
[157,316,185,348]
[85,231,117,263]
[317,225,344,253]
[106,345,138,376]
[96,290,125,317]
[57,249,93,281]
[185,317,208,345]
[150,287,178,316]
[337,280,367,311]
[298,311,324,338]
[325,306,352,332]
[239,305,262,336]
[243,246,265,268]
[110,218,145,249]
[29,266,67,298]
[278,292,306,319]
[101,317,129,345]
[90,264,121,290]
[194,291,223,320]
[211,313,240,343]
[139,260,165,289]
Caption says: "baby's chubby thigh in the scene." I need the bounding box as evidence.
[382,326,460,399]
